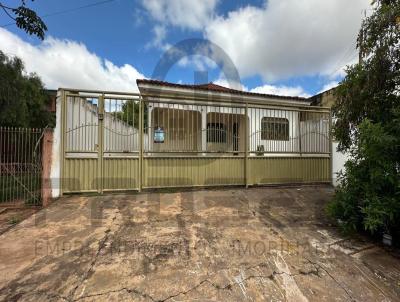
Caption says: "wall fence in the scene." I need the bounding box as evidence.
[0,127,43,205]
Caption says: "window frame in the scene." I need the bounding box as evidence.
[206,122,227,143]
[261,117,290,141]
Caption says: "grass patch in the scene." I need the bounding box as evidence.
[0,175,41,205]
[8,216,21,225]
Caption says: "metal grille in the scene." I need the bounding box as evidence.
[144,100,245,154]
[65,95,99,152]
[0,127,43,205]
[145,101,329,155]
[103,97,141,153]
[65,94,142,153]
[248,106,330,154]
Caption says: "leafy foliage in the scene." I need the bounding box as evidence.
[0,51,54,128]
[114,100,148,130]
[12,5,47,40]
[328,118,400,233]
[328,0,400,237]
[0,0,47,40]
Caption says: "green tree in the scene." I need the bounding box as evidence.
[0,51,54,128]
[328,0,400,236]
[114,100,148,130]
[0,0,47,40]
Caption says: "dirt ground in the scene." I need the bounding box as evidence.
[0,206,39,235]
[0,185,399,301]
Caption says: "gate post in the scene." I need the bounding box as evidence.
[329,110,333,184]
[298,111,302,156]
[98,94,105,194]
[138,96,143,192]
[60,89,66,196]
[245,102,249,188]
[41,128,53,206]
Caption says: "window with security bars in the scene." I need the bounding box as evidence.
[207,123,227,143]
[261,117,289,141]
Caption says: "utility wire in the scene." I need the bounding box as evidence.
[1,0,116,27]
[326,8,372,79]
[327,41,358,78]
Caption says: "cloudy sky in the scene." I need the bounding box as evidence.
[0,0,371,96]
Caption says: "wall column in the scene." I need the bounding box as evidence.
[51,90,63,198]
[41,128,54,206]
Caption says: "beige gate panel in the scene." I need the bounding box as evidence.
[63,158,98,193]
[103,157,139,191]
[248,157,330,185]
[142,157,245,188]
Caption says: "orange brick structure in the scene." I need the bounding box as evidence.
[41,129,53,206]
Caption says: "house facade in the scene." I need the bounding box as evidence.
[137,79,330,156]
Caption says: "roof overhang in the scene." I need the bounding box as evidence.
[138,82,312,107]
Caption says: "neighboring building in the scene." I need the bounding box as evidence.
[309,87,337,108]
[45,89,57,113]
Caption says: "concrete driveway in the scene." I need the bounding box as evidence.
[0,186,399,301]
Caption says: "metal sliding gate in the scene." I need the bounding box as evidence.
[60,89,331,194]
[61,90,142,193]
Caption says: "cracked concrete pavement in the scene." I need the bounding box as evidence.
[0,185,399,301]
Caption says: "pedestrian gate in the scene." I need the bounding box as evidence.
[60,89,331,194]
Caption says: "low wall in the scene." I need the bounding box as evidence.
[332,142,349,186]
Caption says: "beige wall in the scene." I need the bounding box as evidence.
[310,87,351,186]
[150,107,202,152]
[149,107,247,153]
[206,112,246,152]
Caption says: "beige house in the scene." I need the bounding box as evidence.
[137,79,329,156]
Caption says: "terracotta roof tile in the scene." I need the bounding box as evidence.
[136,79,309,102]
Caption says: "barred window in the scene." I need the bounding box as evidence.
[207,123,226,143]
[261,117,289,141]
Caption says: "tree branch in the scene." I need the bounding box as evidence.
[0,3,16,21]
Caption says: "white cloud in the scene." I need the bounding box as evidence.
[214,76,309,97]
[0,28,145,92]
[142,0,218,30]
[149,25,167,48]
[213,75,247,91]
[154,25,167,46]
[250,84,311,98]
[205,0,370,81]
[177,55,217,71]
[318,81,339,93]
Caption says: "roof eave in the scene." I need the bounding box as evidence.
[137,82,311,106]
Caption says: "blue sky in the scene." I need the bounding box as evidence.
[0,0,371,96]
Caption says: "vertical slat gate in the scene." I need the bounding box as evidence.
[61,90,142,194]
[0,127,43,205]
[60,88,332,194]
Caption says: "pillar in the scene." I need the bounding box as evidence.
[41,128,54,206]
